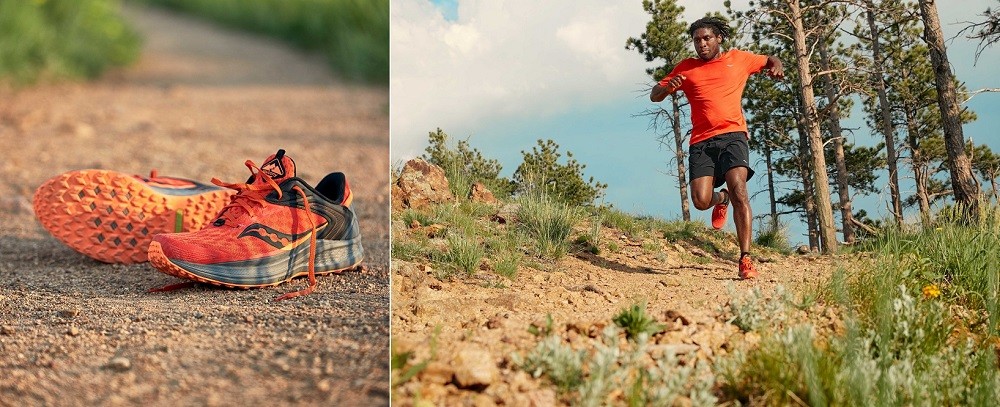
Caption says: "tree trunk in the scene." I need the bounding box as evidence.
[797,117,819,250]
[818,41,855,244]
[671,94,690,221]
[919,0,981,213]
[788,0,838,253]
[905,110,932,225]
[866,5,904,224]
[763,136,778,224]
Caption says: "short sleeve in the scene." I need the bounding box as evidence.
[737,49,769,75]
[657,59,693,87]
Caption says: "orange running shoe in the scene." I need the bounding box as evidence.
[711,188,729,230]
[147,149,364,301]
[33,170,233,264]
[738,253,758,280]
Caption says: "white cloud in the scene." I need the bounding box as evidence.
[391,0,1000,161]
[391,0,666,160]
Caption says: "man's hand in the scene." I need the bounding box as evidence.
[665,74,685,91]
[765,56,784,80]
[650,74,685,102]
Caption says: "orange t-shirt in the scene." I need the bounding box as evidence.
[658,49,769,145]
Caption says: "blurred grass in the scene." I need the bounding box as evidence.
[0,0,141,85]
[135,0,388,84]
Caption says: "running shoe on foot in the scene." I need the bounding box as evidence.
[147,149,364,301]
[33,170,233,264]
[738,253,758,280]
[711,188,729,230]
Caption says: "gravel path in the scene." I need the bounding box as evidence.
[0,5,389,406]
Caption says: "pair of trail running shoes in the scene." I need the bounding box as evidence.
[32,149,364,301]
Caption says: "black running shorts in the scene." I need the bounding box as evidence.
[688,132,755,188]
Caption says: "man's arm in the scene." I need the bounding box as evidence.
[763,55,784,79]
[650,74,684,102]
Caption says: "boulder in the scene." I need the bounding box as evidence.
[468,182,497,204]
[394,159,453,209]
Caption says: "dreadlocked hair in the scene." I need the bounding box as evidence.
[688,16,731,42]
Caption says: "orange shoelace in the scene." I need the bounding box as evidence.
[211,160,284,226]
[273,185,318,302]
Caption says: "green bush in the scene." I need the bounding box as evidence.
[514,139,607,207]
[422,128,516,199]
[137,0,387,83]
[517,192,583,260]
[0,0,140,84]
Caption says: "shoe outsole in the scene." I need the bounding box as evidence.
[33,170,232,264]
[147,241,363,289]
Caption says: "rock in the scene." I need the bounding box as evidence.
[419,361,454,385]
[473,394,497,407]
[58,309,80,318]
[1,326,15,335]
[672,396,693,407]
[391,184,406,211]
[453,346,498,388]
[663,310,690,326]
[67,326,80,337]
[394,159,453,209]
[797,245,810,255]
[491,203,520,224]
[649,343,700,359]
[106,357,132,372]
[486,315,504,330]
[525,389,556,407]
[468,182,497,204]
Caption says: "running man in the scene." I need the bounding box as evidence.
[650,16,784,279]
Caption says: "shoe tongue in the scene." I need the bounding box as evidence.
[255,149,296,185]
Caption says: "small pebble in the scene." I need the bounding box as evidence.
[106,357,132,372]
[67,326,80,336]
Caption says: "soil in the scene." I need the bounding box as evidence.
[391,211,844,405]
[0,5,389,406]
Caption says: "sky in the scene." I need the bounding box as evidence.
[390,0,1000,246]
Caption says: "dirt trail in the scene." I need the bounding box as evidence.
[392,215,842,405]
[0,5,388,406]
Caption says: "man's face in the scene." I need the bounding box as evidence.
[692,27,722,61]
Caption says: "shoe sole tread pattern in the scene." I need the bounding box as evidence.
[147,240,364,289]
[33,170,231,264]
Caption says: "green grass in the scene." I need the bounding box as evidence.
[0,0,141,84]
[135,0,387,84]
[612,303,665,341]
[718,203,1000,405]
[517,193,583,260]
[597,206,645,238]
[435,234,484,277]
[754,217,792,253]
[515,321,717,405]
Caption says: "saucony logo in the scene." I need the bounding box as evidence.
[261,159,285,179]
[238,223,326,250]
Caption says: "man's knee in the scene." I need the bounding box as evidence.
[728,184,749,205]
[692,190,715,210]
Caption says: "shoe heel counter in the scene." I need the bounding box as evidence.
[344,206,362,240]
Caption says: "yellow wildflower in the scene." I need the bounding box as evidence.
[922,284,941,299]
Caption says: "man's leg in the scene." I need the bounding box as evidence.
[690,176,726,211]
[724,167,751,255]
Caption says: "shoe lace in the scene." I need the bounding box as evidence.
[274,185,318,302]
[211,160,283,226]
